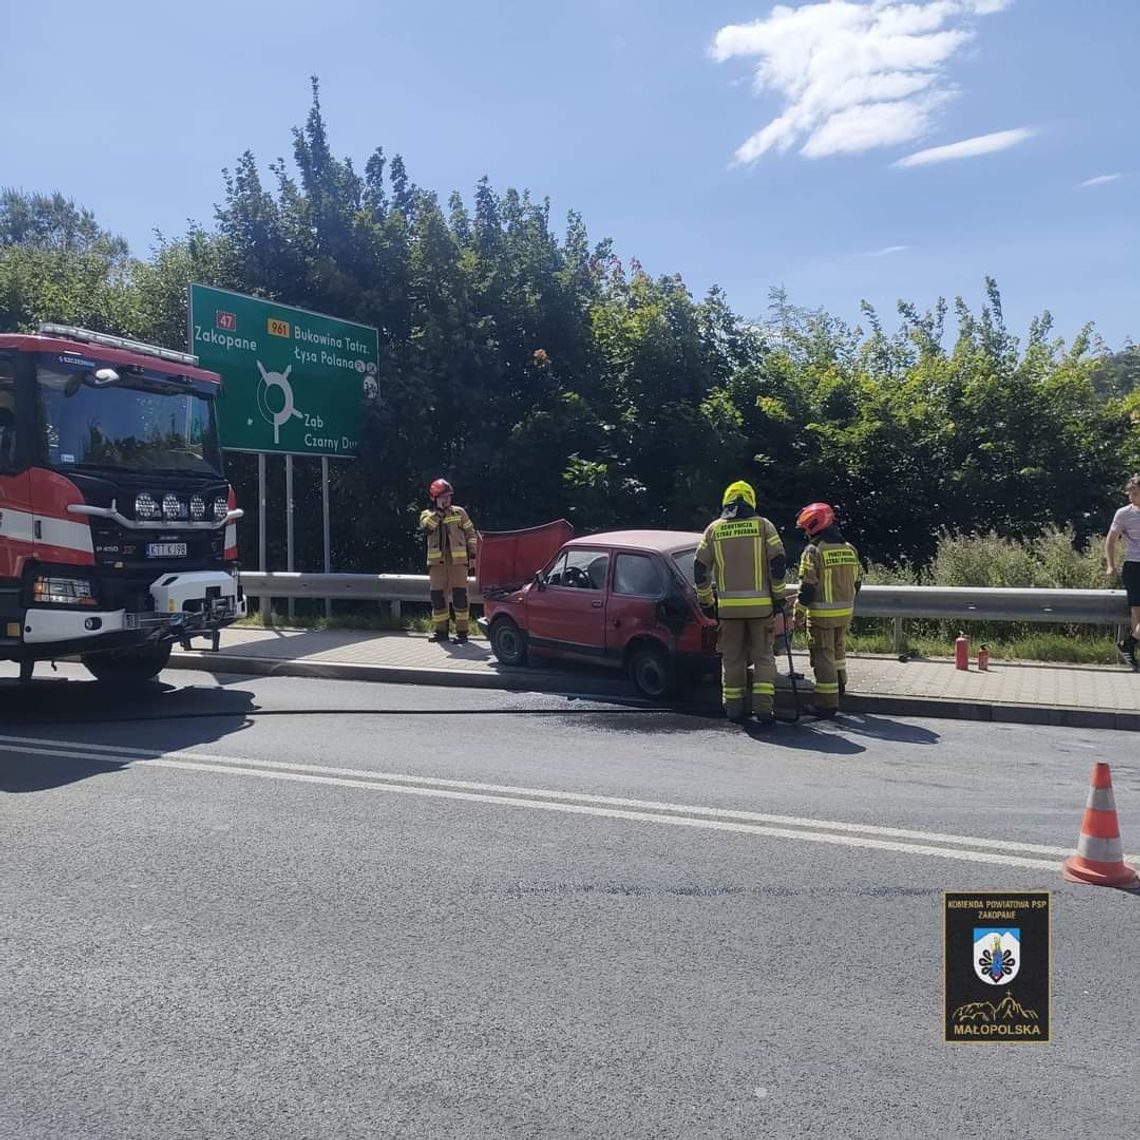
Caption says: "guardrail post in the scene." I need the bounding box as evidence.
[390,600,402,622]
[893,616,906,655]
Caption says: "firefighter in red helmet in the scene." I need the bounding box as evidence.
[793,502,862,717]
[419,479,478,643]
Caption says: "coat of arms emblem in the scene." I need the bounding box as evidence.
[973,928,1020,985]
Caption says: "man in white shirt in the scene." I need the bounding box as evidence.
[1105,474,1140,670]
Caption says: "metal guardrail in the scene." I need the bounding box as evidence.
[853,585,1129,625]
[239,573,1131,648]
[240,573,479,617]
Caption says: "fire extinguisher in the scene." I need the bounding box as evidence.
[955,631,969,671]
[978,644,990,672]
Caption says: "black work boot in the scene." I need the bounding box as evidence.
[754,712,777,728]
[430,629,451,644]
[455,630,469,644]
[1117,636,1138,669]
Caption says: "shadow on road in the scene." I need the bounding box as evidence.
[0,676,256,794]
[829,713,941,746]
[742,721,867,756]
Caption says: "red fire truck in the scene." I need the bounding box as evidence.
[0,325,245,684]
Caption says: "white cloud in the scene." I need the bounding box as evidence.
[893,127,1034,167]
[1078,173,1123,188]
[867,244,910,256]
[712,0,1012,164]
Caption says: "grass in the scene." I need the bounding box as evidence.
[843,629,1121,666]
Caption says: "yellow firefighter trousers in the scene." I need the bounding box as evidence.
[719,617,776,717]
[429,561,470,634]
[808,622,849,710]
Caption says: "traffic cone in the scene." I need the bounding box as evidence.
[1062,762,1140,889]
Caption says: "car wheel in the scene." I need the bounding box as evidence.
[81,642,172,685]
[629,642,674,700]
[490,618,528,666]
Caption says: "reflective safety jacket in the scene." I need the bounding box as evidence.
[796,540,861,626]
[694,513,786,619]
[419,505,478,566]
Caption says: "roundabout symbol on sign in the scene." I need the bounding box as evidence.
[256,361,305,445]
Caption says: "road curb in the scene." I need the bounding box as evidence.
[167,650,638,699]
[168,650,1140,731]
[836,692,1140,732]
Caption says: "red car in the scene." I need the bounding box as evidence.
[476,521,720,699]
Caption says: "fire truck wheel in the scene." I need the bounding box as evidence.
[81,642,173,685]
[489,618,528,666]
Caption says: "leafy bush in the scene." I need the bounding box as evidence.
[857,527,1120,660]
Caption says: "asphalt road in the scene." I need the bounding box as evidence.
[3,664,1139,1139]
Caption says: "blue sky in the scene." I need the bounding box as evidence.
[3,0,1137,347]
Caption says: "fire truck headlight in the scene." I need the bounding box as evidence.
[162,493,186,521]
[190,495,207,521]
[213,496,229,522]
[33,575,98,606]
[135,492,159,520]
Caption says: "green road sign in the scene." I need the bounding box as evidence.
[188,283,379,458]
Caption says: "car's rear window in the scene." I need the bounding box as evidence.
[671,548,697,584]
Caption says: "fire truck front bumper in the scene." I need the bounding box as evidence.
[22,570,246,646]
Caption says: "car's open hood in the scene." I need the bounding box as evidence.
[476,519,574,594]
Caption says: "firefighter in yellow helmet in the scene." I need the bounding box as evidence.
[793,502,862,717]
[419,478,478,643]
[694,480,787,725]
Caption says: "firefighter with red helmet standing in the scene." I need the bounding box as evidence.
[694,480,787,725]
[793,503,862,717]
[420,479,478,643]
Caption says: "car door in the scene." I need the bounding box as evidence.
[607,551,668,654]
[526,546,610,659]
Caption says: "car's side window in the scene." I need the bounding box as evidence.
[544,552,569,584]
[547,549,608,590]
[613,553,665,597]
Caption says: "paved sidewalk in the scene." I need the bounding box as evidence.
[168,626,1140,730]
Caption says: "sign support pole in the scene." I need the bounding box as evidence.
[258,453,267,572]
[286,454,295,620]
[322,456,331,621]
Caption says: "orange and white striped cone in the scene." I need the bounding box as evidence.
[1062,762,1140,889]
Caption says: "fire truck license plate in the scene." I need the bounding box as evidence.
[147,542,187,558]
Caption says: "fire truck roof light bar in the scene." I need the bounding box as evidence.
[38,324,200,368]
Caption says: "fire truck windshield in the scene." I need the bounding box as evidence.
[37,358,223,476]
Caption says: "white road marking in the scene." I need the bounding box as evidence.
[0,732,1110,871]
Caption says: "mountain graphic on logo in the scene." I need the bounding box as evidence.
[952,992,1039,1025]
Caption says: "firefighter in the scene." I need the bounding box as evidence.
[793,502,862,717]
[419,479,478,643]
[694,480,787,725]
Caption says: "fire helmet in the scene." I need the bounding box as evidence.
[796,502,836,537]
[429,478,453,501]
[721,480,757,509]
